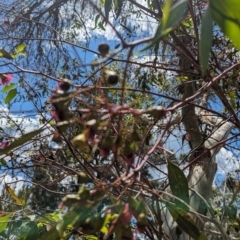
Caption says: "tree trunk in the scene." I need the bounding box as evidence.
[162,33,233,238]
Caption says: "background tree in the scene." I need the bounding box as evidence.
[0,0,240,239]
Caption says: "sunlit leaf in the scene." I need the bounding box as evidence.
[228,90,236,108]
[210,0,240,50]
[5,184,23,206]
[0,215,9,233]
[16,44,26,52]
[162,0,172,28]
[0,128,44,155]
[200,7,213,74]
[85,236,98,240]
[141,0,188,51]
[2,83,15,93]
[167,160,189,212]
[115,0,124,19]
[100,214,111,234]
[4,88,17,104]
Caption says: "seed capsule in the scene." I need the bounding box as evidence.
[105,70,119,85]
[59,79,71,92]
[98,43,110,57]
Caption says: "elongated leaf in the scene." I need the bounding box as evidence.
[228,90,236,108]
[209,0,240,50]
[85,236,98,240]
[104,0,113,21]
[100,214,112,234]
[2,83,15,93]
[115,0,124,19]
[114,43,121,49]
[4,88,17,104]
[5,184,23,206]
[0,128,44,155]
[120,23,132,34]
[16,44,26,52]
[200,7,213,74]
[141,0,188,51]
[0,215,9,233]
[166,202,201,239]
[98,21,106,31]
[229,183,240,206]
[162,0,173,28]
[93,14,100,30]
[167,160,189,212]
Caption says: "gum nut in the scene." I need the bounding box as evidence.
[98,43,110,57]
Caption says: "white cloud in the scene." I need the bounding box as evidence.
[213,148,240,188]
[216,148,240,175]
[0,106,40,136]
[62,0,158,42]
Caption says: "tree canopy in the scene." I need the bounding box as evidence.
[0,0,240,239]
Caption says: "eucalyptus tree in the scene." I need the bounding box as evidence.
[0,0,240,240]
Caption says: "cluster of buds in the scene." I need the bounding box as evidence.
[50,79,71,123]
[98,43,119,85]
[50,79,72,142]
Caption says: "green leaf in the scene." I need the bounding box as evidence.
[229,90,236,108]
[162,0,173,28]
[98,21,106,31]
[0,215,9,233]
[104,0,113,21]
[166,202,200,239]
[115,0,124,19]
[85,236,98,240]
[167,160,189,212]
[0,128,44,155]
[4,88,17,104]
[229,183,240,206]
[93,14,100,30]
[2,83,15,93]
[141,0,188,51]
[200,7,213,75]
[5,184,23,206]
[0,159,7,166]
[100,214,112,234]
[209,0,240,50]
[16,44,26,53]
